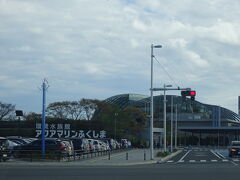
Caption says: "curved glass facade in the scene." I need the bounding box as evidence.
[106,94,240,146]
[106,94,240,126]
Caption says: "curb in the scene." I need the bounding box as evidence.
[156,149,183,163]
[0,160,158,167]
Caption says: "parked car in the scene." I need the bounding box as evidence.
[93,140,101,152]
[229,141,240,157]
[7,137,30,145]
[0,137,17,161]
[69,138,89,153]
[115,140,121,149]
[61,139,74,156]
[87,139,95,152]
[109,139,117,150]
[98,140,108,151]
[1,137,19,152]
[121,139,129,149]
[13,138,72,158]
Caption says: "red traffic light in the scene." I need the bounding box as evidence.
[189,91,196,96]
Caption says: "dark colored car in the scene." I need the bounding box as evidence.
[7,137,30,145]
[0,137,11,162]
[13,138,72,158]
[70,138,89,153]
[229,141,240,157]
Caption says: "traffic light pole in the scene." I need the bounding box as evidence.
[163,85,167,152]
[175,104,178,149]
[150,87,191,152]
[171,95,173,152]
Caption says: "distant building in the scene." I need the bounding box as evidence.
[106,94,240,146]
[238,96,240,115]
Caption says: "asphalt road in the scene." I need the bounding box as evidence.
[164,147,239,164]
[1,148,240,180]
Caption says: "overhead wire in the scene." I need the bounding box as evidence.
[153,56,179,88]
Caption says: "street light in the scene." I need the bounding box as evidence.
[114,113,118,140]
[163,84,172,152]
[150,44,162,160]
[170,95,173,152]
[175,104,178,149]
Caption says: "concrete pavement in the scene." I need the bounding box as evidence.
[0,148,182,166]
[1,161,240,180]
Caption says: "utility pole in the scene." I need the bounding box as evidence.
[114,113,118,140]
[150,44,162,160]
[41,79,49,156]
[170,96,173,152]
[175,104,178,148]
[150,44,154,160]
[163,85,167,152]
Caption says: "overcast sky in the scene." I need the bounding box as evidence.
[0,0,240,113]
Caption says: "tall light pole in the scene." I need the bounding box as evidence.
[175,104,178,148]
[150,44,162,160]
[170,95,173,152]
[114,112,118,140]
[41,79,49,156]
[163,84,172,152]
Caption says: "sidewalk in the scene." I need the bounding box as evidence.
[68,148,182,166]
[72,149,157,166]
[0,149,182,166]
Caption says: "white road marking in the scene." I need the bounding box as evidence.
[167,160,174,163]
[211,160,218,162]
[178,150,191,162]
[200,160,207,162]
[233,159,239,162]
[230,161,239,166]
[189,160,196,163]
[179,160,184,163]
[210,150,221,159]
[216,152,226,159]
[222,159,229,162]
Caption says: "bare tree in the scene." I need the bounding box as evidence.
[80,99,97,120]
[46,101,69,119]
[0,102,15,120]
[66,101,84,120]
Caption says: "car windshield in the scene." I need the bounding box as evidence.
[232,142,240,146]
[0,140,7,146]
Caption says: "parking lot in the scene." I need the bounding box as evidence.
[0,136,133,163]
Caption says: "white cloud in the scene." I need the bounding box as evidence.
[0,0,240,113]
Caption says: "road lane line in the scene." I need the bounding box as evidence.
[222,159,229,162]
[210,150,221,159]
[233,159,239,162]
[211,160,218,162]
[178,150,191,162]
[189,160,196,163]
[167,160,174,163]
[216,152,226,159]
[230,161,238,166]
[200,160,206,162]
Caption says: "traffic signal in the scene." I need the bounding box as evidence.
[181,90,196,100]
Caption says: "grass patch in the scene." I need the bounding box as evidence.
[156,151,170,157]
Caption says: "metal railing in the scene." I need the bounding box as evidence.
[0,148,131,162]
